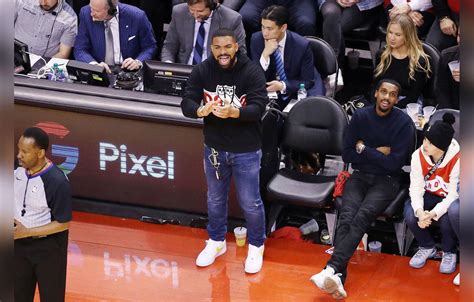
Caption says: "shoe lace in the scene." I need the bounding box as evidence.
[442,253,454,264]
[415,248,434,259]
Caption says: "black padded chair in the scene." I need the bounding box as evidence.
[422,42,441,103]
[305,36,339,98]
[265,96,349,241]
[334,110,418,255]
[428,109,460,141]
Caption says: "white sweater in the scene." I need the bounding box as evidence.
[409,139,460,220]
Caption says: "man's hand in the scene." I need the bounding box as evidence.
[121,58,141,71]
[212,99,239,119]
[262,39,279,59]
[389,4,411,19]
[266,80,284,92]
[440,17,457,37]
[98,62,112,74]
[14,219,30,240]
[452,69,460,82]
[197,100,219,117]
[408,11,424,27]
[376,146,391,155]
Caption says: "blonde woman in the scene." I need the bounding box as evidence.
[374,14,431,108]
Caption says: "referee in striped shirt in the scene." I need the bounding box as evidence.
[14,127,72,302]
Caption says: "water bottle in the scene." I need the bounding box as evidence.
[297,83,307,101]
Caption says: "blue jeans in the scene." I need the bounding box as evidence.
[403,194,459,253]
[203,146,266,247]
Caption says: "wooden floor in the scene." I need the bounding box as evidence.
[42,211,459,301]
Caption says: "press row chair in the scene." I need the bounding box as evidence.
[305,36,339,98]
[265,96,349,243]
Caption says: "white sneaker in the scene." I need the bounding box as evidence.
[196,239,226,267]
[453,273,460,286]
[324,273,347,300]
[310,266,336,290]
[244,244,264,274]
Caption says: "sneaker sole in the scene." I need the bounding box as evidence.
[323,277,347,300]
[440,266,457,274]
[196,246,227,267]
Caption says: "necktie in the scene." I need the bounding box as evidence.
[273,47,287,83]
[192,21,206,65]
[104,21,115,66]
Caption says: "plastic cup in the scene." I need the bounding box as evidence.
[448,60,460,76]
[406,103,420,121]
[423,106,435,121]
[234,227,247,247]
[299,219,319,235]
[368,241,382,253]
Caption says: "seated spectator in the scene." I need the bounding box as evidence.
[310,79,413,300]
[436,27,459,109]
[161,0,246,64]
[318,0,384,63]
[382,0,435,37]
[373,14,431,108]
[403,113,460,276]
[239,0,318,50]
[74,0,156,73]
[426,0,459,51]
[15,0,78,59]
[250,5,324,109]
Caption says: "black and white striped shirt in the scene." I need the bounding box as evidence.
[14,164,72,228]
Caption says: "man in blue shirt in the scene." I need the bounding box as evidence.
[310,79,413,299]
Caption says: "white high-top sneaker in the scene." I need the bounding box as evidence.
[310,266,336,289]
[196,239,226,267]
[244,244,264,273]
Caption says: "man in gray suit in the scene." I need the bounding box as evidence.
[161,0,246,64]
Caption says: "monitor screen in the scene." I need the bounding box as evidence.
[14,39,31,74]
[143,61,193,96]
[66,60,110,87]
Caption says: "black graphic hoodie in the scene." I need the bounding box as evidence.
[181,52,268,153]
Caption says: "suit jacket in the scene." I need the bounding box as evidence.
[250,30,324,100]
[161,3,246,63]
[74,3,157,64]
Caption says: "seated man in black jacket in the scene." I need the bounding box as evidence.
[436,27,459,109]
[310,79,413,300]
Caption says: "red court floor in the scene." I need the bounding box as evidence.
[42,211,459,301]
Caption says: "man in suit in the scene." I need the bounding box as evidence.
[161,0,246,64]
[250,5,324,109]
[74,0,156,73]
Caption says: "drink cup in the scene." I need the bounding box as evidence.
[448,60,460,76]
[234,227,247,247]
[299,219,319,235]
[368,241,382,253]
[406,103,420,121]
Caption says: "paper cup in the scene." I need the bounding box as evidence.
[234,227,247,247]
[368,241,382,253]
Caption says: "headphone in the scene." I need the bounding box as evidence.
[107,0,117,16]
[42,0,64,57]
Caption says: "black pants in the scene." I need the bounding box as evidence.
[15,230,69,302]
[321,1,382,59]
[327,172,399,283]
[425,14,459,52]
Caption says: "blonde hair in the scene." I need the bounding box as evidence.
[374,14,431,81]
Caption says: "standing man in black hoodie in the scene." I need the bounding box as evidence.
[181,28,269,274]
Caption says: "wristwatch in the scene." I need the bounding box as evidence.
[356,143,366,154]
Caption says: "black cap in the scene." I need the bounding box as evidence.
[424,113,455,151]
